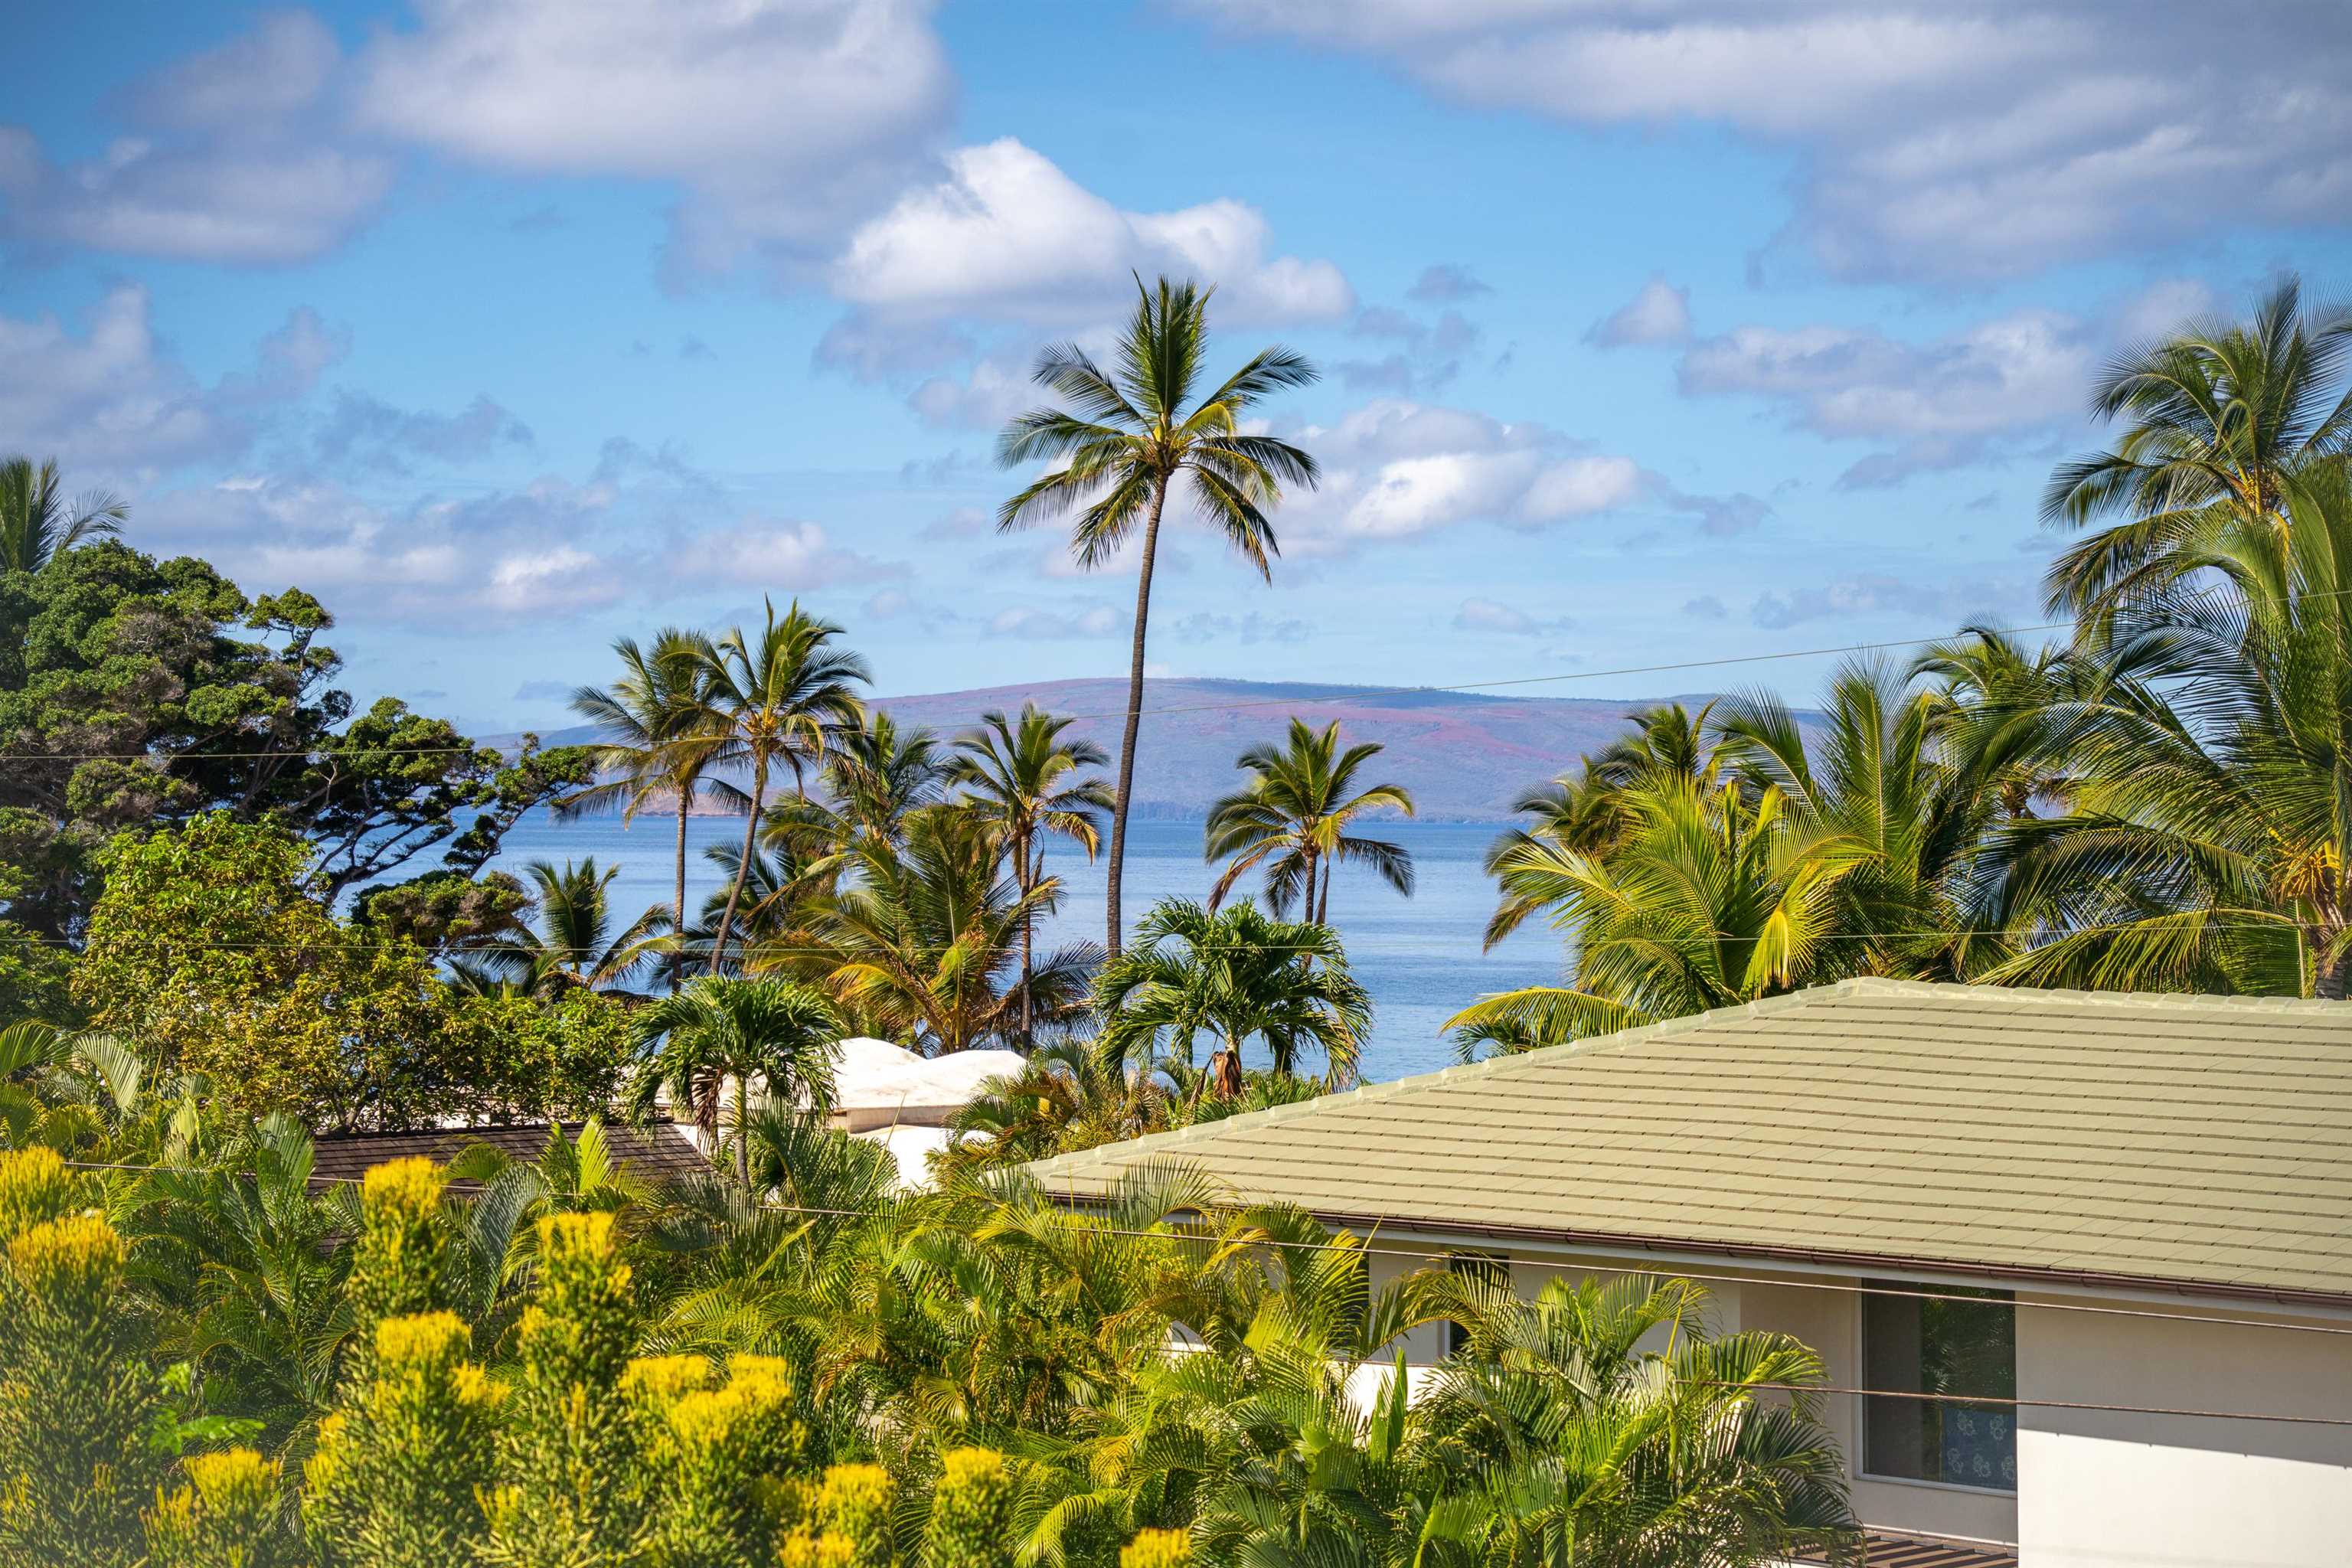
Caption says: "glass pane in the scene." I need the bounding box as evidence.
[1861,1282,2016,1491]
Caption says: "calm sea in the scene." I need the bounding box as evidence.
[485,812,1562,1082]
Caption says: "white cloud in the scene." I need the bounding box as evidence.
[0,13,391,263]
[985,603,1128,639]
[1748,572,2019,629]
[356,0,953,276]
[1586,276,1691,347]
[1452,597,1573,635]
[665,519,901,590]
[1677,309,2092,485]
[1270,400,1643,554]
[1168,610,1309,644]
[1406,263,1491,302]
[313,390,534,472]
[1175,1,2352,281]
[0,285,341,473]
[831,139,1353,325]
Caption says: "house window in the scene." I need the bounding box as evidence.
[1860,1281,2017,1491]
[1443,1253,1509,1356]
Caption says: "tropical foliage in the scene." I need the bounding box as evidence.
[1204,717,1413,931]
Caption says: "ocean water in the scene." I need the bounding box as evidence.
[485,812,1562,1083]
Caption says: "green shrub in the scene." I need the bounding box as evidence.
[923,1449,1014,1568]
[0,1213,165,1568]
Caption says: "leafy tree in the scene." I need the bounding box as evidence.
[996,276,1321,956]
[494,856,671,997]
[1204,717,1413,930]
[446,987,637,1123]
[1096,898,1369,1087]
[689,601,871,972]
[73,814,475,1131]
[0,456,123,574]
[0,541,586,930]
[626,977,844,1185]
[948,704,1112,1044]
[808,808,1097,1054]
[2043,273,2352,619]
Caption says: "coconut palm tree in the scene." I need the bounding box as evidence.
[946,704,1114,1045]
[1974,463,2352,998]
[1448,775,1867,1054]
[0,457,126,573]
[940,1035,1169,1178]
[805,808,1098,1054]
[1480,701,1723,948]
[626,977,844,1185]
[1711,657,1993,984]
[2042,272,2352,619]
[565,629,739,975]
[996,275,1321,956]
[498,858,670,997]
[1204,717,1414,931]
[1095,897,1370,1087]
[689,600,871,973]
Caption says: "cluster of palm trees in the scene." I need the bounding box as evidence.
[1455,274,2352,1049]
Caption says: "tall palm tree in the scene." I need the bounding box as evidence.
[1095,897,1370,1087]
[626,976,843,1185]
[499,858,670,997]
[1204,717,1414,930]
[804,808,1097,1054]
[690,599,871,973]
[0,457,126,573]
[996,275,1321,956]
[947,704,1114,1045]
[766,708,948,859]
[2042,273,2352,619]
[565,629,740,973]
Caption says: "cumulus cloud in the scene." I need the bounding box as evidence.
[0,284,342,473]
[985,603,1128,639]
[1452,597,1573,635]
[1681,595,1729,620]
[1586,276,1692,347]
[356,0,953,278]
[1339,306,1481,394]
[1168,610,1309,645]
[665,518,902,590]
[1676,309,2092,485]
[312,391,534,473]
[1266,400,1645,556]
[0,12,392,263]
[1174,1,2352,282]
[830,139,1353,326]
[1748,572,2017,630]
[1406,263,1491,302]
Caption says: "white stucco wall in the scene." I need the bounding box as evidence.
[2014,1296,2352,1568]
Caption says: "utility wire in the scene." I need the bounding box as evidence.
[0,614,2092,763]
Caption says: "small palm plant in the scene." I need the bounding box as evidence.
[1205,717,1414,932]
[626,977,844,1185]
[996,275,1321,956]
[1096,897,1369,1089]
[497,858,671,997]
[947,704,1114,1044]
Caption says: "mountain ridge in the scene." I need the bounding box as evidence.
[492,676,1767,822]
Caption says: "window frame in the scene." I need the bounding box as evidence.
[1852,1279,2020,1496]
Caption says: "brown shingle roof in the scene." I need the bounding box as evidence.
[309,1120,708,1188]
[1027,980,2352,1306]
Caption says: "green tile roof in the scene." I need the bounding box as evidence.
[1025,980,2352,1305]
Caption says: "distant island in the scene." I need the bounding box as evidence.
[495,676,1766,822]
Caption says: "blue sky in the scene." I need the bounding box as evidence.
[8,1,2351,736]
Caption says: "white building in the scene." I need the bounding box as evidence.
[828,1036,1024,1188]
[1026,980,2352,1568]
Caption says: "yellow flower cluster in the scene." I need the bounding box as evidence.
[1121,1527,1194,1568]
[9,1211,126,1299]
[375,1309,469,1368]
[621,1354,716,1407]
[361,1156,446,1218]
[0,1147,83,1242]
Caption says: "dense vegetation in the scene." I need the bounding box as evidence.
[0,271,2345,1565]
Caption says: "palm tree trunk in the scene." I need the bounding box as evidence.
[1105,478,1171,958]
[1316,859,1334,927]
[711,757,766,975]
[1021,834,1036,1049]
[733,1072,752,1187]
[672,789,691,991]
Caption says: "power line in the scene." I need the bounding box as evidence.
[0,613,2089,763]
